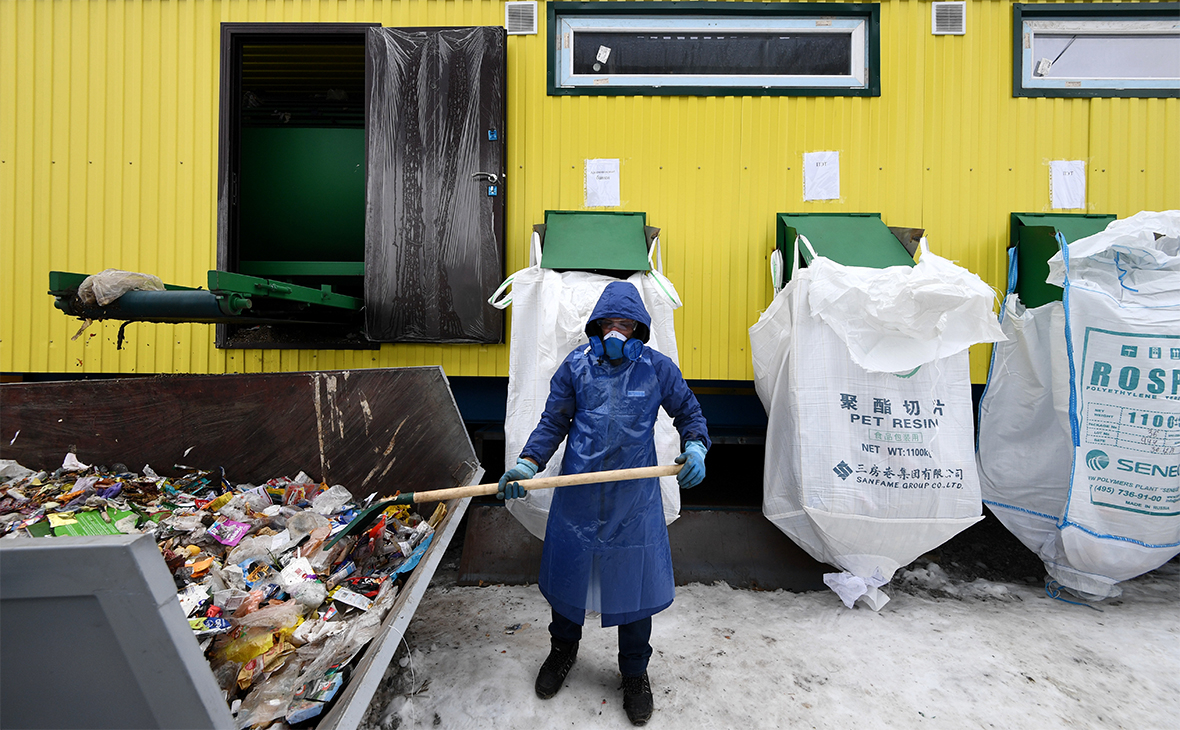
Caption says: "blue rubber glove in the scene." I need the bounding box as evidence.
[674,441,707,489]
[497,457,538,500]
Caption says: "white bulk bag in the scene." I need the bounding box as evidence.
[978,211,1180,599]
[751,237,1004,610]
[490,235,686,539]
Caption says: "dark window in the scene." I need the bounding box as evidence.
[571,32,852,77]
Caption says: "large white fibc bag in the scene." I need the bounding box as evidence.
[489,235,685,539]
[978,211,1180,599]
[750,237,1004,610]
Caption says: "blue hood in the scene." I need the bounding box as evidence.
[585,282,652,343]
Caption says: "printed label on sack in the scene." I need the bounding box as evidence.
[833,391,964,490]
[1077,328,1180,516]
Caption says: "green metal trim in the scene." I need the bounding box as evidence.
[238,261,365,277]
[1012,3,1180,99]
[547,2,881,98]
[207,270,363,311]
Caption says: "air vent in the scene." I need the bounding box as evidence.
[932,2,966,36]
[506,2,537,35]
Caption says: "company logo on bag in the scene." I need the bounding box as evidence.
[1085,450,1110,471]
[1086,332,1180,398]
[833,461,853,480]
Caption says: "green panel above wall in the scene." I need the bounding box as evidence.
[239,127,366,265]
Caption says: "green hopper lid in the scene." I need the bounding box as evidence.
[541,211,650,273]
[1010,213,1115,308]
[775,213,915,283]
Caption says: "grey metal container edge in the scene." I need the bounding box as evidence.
[0,366,482,730]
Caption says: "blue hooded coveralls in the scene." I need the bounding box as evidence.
[520,282,711,636]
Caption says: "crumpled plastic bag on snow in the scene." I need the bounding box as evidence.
[77,268,165,307]
[823,568,891,610]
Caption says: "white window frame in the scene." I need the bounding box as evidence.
[554,15,869,92]
[1013,3,1180,98]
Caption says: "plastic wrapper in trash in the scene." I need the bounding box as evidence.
[113,514,140,534]
[208,519,251,546]
[286,510,330,544]
[226,536,272,566]
[236,662,303,729]
[279,557,316,589]
[61,453,91,472]
[236,639,296,691]
[285,665,347,725]
[241,488,272,513]
[312,484,353,516]
[167,513,206,533]
[190,617,235,636]
[0,460,35,484]
[214,588,251,613]
[231,589,267,619]
[289,616,348,648]
[281,472,317,505]
[290,581,328,611]
[223,619,299,666]
[297,525,333,559]
[77,267,165,306]
[235,599,304,631]
[241,563,278,592]
[212,660,243,698]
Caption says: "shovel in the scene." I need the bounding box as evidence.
[324,463,683,549]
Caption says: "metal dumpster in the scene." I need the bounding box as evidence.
[0,366,480,730]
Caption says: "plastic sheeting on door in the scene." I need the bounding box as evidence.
[364,27,505,343]
[978,211,1180,600]
[751,239,1003,610]
[490,237,685,539]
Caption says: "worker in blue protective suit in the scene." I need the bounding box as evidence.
[498,281,710,727]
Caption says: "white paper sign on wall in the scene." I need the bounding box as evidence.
[803,151,840,201]
[1050,160,1086,210]
[585,158,621,207]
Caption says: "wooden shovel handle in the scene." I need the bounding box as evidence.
[410,463,683,503]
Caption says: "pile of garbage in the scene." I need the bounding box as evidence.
[0,456,444,728]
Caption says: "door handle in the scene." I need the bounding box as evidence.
[471,171,500,185]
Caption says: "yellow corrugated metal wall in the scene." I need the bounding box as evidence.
[2,0,1178,382]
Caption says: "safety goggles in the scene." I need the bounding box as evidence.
[598,318,637,334]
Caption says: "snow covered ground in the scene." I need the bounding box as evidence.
[360,546,1178,730]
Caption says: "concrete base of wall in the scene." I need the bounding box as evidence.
[457,504,829,592]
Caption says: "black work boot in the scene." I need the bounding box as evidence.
[535,639,578,699]
[621,672,653,726]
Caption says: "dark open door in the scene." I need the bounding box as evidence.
[364,27,506,343]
